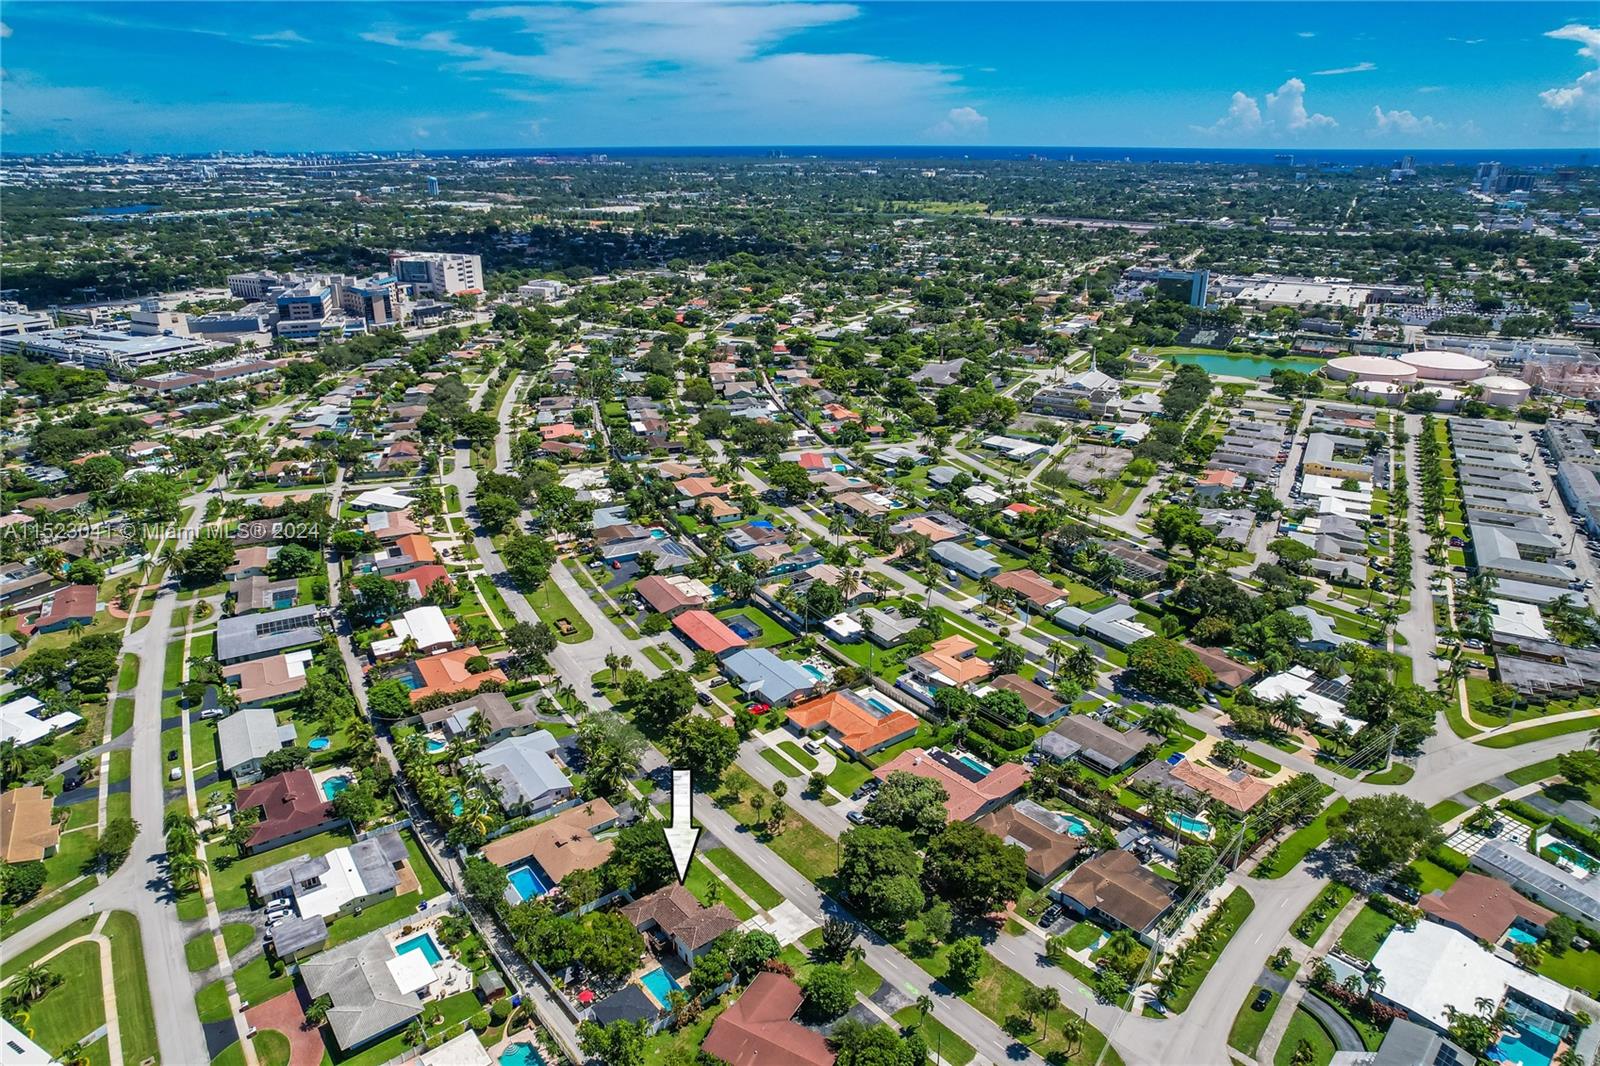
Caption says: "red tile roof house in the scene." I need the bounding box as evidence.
[233,768,343,854]
[672,610,748,658]
[700,972,836,1066]
[872,748,1031,822]
[1419,871,1556,944]
[633,575,706,618]
[19,584,97,635]
[384,564,453,601]
[622,883,741,964]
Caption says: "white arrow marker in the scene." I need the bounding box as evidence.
[663,769,700,885]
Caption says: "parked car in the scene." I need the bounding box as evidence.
[696,690,713,706]
[846,810,867,825]
[1040,904,1064,927]
[804,740,822,755]
[1251,988,1273,1012]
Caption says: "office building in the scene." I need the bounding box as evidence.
[389,250,483,297]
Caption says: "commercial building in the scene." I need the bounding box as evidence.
[0,324,214,372]
[390,250,484,297]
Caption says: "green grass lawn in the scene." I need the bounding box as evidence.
[758,747,805,778]
[893,1006,976,1066]
[1477,714,1600,747]
[704,847,784,910]
[716,768,839,881]
[1228,985,1283,1058]
[1292,882,1356,946]
[1428,799,1468,823]
[713,604,794,648]
[825,758,872,796]
[1163,888,1256,1012]
[530,572,594,643]
[13,940,105,1057]
[212,1029,291,1066]
[1335,905,1397,962]
[1274,1006,1336,1066]
[232,954,294,1009]
[1408,858,1460,894]
[186,922,257,971]
[777,740,818,770]
[1256,798,1347,879]
[684,856,757,920]
[1538,945,1600,991]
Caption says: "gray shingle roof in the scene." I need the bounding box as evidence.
[299,930,425,1049]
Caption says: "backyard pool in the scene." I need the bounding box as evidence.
[1505,925,1541,947]
[307,737,330,752]
[1166,812,1215,840]
[499,1043,547,1066]
[957,754,991,777]
[321,775,352,802]
[395,932,444,966]
[450,792,465,816]
[723,615,762,640]
[1062,815,1090,837]
[507,861,553,902]
[801,663,829,683]
[1544,839,1597,874]
[1490,1018,1562,1066]
[426,738,447,753]
[639,966,679,1007]
[272,590,296,609]
[864,696,897,717]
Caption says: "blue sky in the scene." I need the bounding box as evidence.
[2,2,1596,152]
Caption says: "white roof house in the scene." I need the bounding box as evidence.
[0,695,83,748]
[1,1019,55,1065]
[371,605,456,658]
[1371,921,1585,1035]
[1250,666,1359,731]
[1490,599,1552,644]
[464,731,571,814]
[350,487,415,511]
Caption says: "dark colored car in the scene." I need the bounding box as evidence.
[1040,905,1064,927]
[1251,988,1273,1012]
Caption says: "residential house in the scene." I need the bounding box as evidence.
[784,690,921,759]
[902,636,992,695]
[298,931,427,1051]
[991,569,1067,614]
[673,610,748,657]
[0,786,60,863]
[988,674,1070,724]
[233,769,342,853]
[407,647,508,704]
[633,575,711,617]
[621,883,741,963]
[418,691,536,744]
[976,800,1084,885]
[1419,871,1556,944]
[464,731,573,816]
[250,831,410,919]
[217,605,322,665]
[222,649,315,709]
[231,575,300,615]
[1038,716,1159,775]
[1472,840,1600,927]
[932,541,1002,581]
[1054,850,1176,943]
[700,972,837,1066]
[22,584,96,635]
[371,605,457,659]
[871,748,1029,822]
[479,799,619,887]
[1127,757,1271,815]
[720,648,819,707]
[217,707,300,782]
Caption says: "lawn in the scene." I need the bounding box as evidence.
[716,768,839,881]
[1255,798,1347,879]
[233,955,294,1009]
[758,747,805,778]
[13,940,104,1058]
[187,922,258,971]
[1408,858,1460,894]
[893,1006,976,1066]
[1162,888,1255,1012]
[1228,986,1281,1058]
[1538,945,1600,991]
[825,758,872,797]
[1274,1006,1336,1066]
[685,856,757,920]
[1292,882,1356,946]
[1428,799,1468,823]
[704,847,784,910]
[712,604,794,648]
[777,740,818,770]
[212,1030,291,1066]
[530,572,594,644]
[1335,905,1397,962]
[1477,714,1600,747]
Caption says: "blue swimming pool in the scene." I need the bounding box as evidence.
[649,528,668,539]
[749,520,774,529]
[450,792,465,817]
[499,1043,546,1066]
[321,775,351,802]
[1166,812,1214,838]
[426,737,446,753]
[1062,816,1090,837]
[957,754,991,777]
[639,966,679,1006]
[801,663,828,682]
[1505,925,1541,946]
[864,696,896,717]
[272,590,296,609]
[723,615,761,640]
[507,861,553,901]
[307,737,330,752]
[395,932,443,966]
[1491,1019,1562,1066]
[399,674,421,691]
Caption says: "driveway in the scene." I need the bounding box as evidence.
[244,988,324,1066]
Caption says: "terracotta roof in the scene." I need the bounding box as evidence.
[384,564,452,597]
[235,769,337,849]
[392,534,437,565]
[634,575,704,614]
[223,653,310,705]
[976,805,1081,882]
[1184,643,1254,689]
[621,883,740,953]
[871,749,1030,822]
[27,584,96,631]
[785,691,920,755]
[899,516,960,543]
[701,972,835,1066]
[907,635,992,687]
[479,799,618,881]
[796,453,830,471]
[1057,849,1174,933]
[992,569,1065,609]
[673,610,747,656]
[674,477,730,498]
[409,647,508,703]
[0,786,59,863]
[1420,872,1557,943]
[1169,759,1271,813]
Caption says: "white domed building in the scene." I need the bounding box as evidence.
[1348,380,1406,406]
[1476,375,1533,409]
[1411,385,1465,412]
[1323,356,1418,384]
[1399,349,1492,383]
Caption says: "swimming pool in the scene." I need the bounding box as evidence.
[307,737,330,752]
[864,696,896,717]
[394,932,443,966]
[321,776,351,802]
[399,674,422,691]
[1491,1018,1562,1066]
[272,590,296,609]
[957,754,991,777]
[1062,815,1090,837]
[1505,925,1541,946]
[649,528,668,539]
[1166,812,1214,839]
[723,614,762,640]
[1546,840,1597,872]
[801,663,828,683]
[639,966,679,1007]
[499,1043,546,1066]
[426,737,447,753]
[507,861,553,901]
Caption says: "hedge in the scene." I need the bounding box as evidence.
[1428,845,1471,874]
[969,715,1033,752]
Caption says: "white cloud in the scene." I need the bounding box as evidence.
[1312,61,1375,76]
[253,30,309,44]
[1195,77,1334,137]
[0,22,12,38]
[1297,31,1316,38]
[1370,105,1444,135]
[1447,37,1486,45]
[928,106,988,139]
[1267,78,1337,130]
[1540,24,1600,123]
[1417,85,1444,94]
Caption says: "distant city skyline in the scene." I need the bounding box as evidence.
[1,1,1596,153]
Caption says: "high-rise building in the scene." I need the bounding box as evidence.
[389,250,484,297]
[426,176,439,196]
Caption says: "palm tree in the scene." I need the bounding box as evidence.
[1065,644,1098,688]
[14,964,59,1004]
[1059,1012,1085,1055]
[1034,984,1061,1039]
[169,852,209,892]
[304,993,333,1028]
